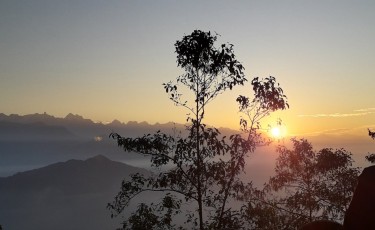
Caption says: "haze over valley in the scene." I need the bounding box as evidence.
[1,112,373,177]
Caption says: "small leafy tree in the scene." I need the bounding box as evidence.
[369,128,375,140]
[259,139,360,229]
[365,128,375,163]
[108,30,288,229]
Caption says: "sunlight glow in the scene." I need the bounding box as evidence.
[271,127,281,138]
[270,126,287,139]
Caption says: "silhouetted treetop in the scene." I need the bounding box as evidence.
[175,30,244,78]
[164,30,246,122]
[368,128,375,140]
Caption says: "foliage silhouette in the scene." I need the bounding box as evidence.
[252,139,360,229]
[369,128,375,140]
[365,128,375,163]
[119,194,181,230]
[108,30,288,229]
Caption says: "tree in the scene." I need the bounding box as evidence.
[108,30,288,229]
[259,139,359,229]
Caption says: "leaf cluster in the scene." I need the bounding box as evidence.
[118,194,182,230]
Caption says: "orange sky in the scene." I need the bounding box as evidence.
[1,1,374,146]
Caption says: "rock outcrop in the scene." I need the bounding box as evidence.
[344,165,375,229]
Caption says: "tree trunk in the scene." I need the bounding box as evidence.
[196,71,204,230]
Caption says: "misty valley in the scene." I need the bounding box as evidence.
[0,113,275,229]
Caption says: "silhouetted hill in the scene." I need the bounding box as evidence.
[0,154,147,192]
[0,155,150,230]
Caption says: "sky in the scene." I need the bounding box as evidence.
[1,0,375,140]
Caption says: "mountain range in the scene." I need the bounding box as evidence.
[0,112,246,177]
[0,112,191,177]
[0,112,186,140]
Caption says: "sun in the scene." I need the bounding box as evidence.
[270,126,286,139]
[271,127,281,138]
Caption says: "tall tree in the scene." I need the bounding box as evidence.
[108,30,288,229]
[164,30,247,229]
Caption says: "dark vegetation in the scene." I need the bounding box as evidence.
[365,129,375,163]
[369,129,375,140]
[251,139,359,229]
[108,30,360,229]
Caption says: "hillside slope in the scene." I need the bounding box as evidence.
[0,155,150,230]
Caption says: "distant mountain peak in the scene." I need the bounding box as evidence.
[0,113,7,120]
[126,121,138,125]
[110,119,122,126]
[65,113,84,120]
[85,154,111,163]
[126,121,149,126]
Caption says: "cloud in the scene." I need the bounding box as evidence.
[290,123,375,138]
[299,109,375,118]
[291,128,352,137]
[354,108,375,112]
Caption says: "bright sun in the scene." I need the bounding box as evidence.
[270,126,284,139]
